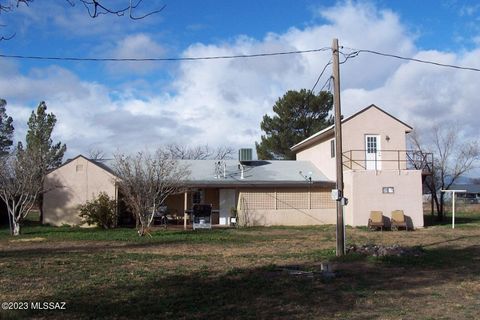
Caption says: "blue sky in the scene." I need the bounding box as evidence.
[0,0,479,172]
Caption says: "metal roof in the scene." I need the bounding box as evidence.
[56,156,333,188]
[449,184,480,194]
[178,159,333,187]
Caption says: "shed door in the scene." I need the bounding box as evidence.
[365,135,381,170]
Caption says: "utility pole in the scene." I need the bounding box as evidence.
[332,38,345,256]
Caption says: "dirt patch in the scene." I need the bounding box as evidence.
[347,243,425,257]
[8,237,46,243]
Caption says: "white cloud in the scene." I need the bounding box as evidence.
[102,34,167,75]
[2,1,480,164]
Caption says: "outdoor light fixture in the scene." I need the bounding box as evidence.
[386,135,391,142]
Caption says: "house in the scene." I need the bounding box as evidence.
[43,156,336,227]
[43,104,429,228]
[165,160,336,226]
[292,104,430,228]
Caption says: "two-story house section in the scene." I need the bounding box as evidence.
[291,104,431,228]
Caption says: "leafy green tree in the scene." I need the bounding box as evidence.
[24,101,67,223]
[0,99,14,156]
[256,89,333,160]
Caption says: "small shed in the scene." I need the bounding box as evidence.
[43,155,118,226]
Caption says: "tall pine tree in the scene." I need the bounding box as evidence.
[256,89,333,160]
[24,101,66,223]
[0,99,14,156]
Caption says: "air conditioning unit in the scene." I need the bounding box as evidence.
[238,148,253,162]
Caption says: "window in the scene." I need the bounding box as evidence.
[382,187,394,194]
[192,189,204,204]
[76,165,84,172]
[367,136,377,153]
[330,140,335,158]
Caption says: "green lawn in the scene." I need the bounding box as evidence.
[0,211,479,319]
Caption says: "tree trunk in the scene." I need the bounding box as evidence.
[38,194,44,224]
[438,192,445,221]
[13,221,21,236]
[138,223,146,237]
[7,208,13,236]
[430,194,434,216]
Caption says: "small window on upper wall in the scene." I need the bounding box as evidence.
[330,140,335,158]
[382,187,394,194]
[76,165,84,172]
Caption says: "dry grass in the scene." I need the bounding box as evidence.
[0,211,479,319]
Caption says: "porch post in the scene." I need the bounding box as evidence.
[184,191,188,230]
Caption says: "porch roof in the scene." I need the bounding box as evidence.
[179,160,334,188]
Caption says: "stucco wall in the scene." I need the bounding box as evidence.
[237,208,336,226]
[296,132,336,180]
[342,107,409,170]
[237,187,336,226]
[43,157,117,226]
[343,170,424,228]
[296,106,411,174]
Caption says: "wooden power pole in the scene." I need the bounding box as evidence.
[332,38,345,256]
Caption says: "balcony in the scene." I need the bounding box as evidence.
[342,150,433,175]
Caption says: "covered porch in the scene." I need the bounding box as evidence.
[161,188,238,229]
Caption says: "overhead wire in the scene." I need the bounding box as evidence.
[2,44,479,74]
[341,47,480,72]
[0,47,331,62]
[310,60,332,94]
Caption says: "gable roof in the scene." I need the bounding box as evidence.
[290,104,413,152]
[47,154,116,176]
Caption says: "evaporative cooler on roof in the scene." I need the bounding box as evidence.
[238,148,253,163]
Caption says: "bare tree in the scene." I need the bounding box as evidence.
[0,0,165,40]
[410,125,479,220]
[113,149,190,236]
[88,148,106,161]
[0,148,43,235]
[166,144,235,160]
[0,0,164,18]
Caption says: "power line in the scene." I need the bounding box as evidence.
[342,47,480,72]
[310,60,332,93]
[0,47,331,62]
[319,75,333,93]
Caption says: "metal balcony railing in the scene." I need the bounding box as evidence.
[342,149,433,174]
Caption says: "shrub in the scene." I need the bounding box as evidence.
[79,192,117,229]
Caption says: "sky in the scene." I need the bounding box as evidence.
[0,0,479,169]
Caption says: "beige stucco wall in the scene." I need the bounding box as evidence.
[237,187,336,226]
[343,170,424,228]
[43,157,117,226]
[296,106,411,177]
[296,132,336,180]
[237,208,336,226]
[342,107,409,170]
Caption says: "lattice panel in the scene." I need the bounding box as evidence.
[311,188,335,209]
[276,189,309,209]
[239,189,275,210]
